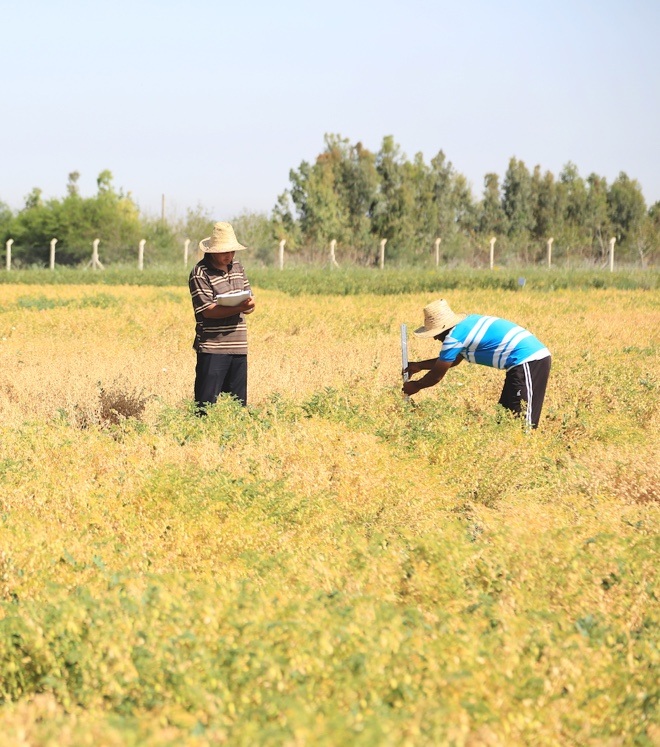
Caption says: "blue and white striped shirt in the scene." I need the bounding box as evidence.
[439,315,550,370]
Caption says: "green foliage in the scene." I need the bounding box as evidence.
[503,157,534,238]
[245,267,659,294]
[585,173,611,260]
[284,135,480,265]
[479,173,508,237]
[0,383,657,743]
[11,293,119,311]
[229,211,273,251]
[608,172,647,249]
[530,166,559,241]
[5,172,143,266]
[1,265,658,292]
[2,143,659,270]
[280,137,659,266]
[0,200,12,238]
[271,190,301,249]
[371,136,415,257]
[286,134,380,254]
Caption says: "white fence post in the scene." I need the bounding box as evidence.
[88,238,104,270]
[138,239,146,270]
[489,237,496,270]
[379,239,387,270]
[50,238,57,270]
[547,237,554,268]
[184,239,190,266]
[278,239,286,270]
[609,237,616,272]
[434,238,441,267]
[329,239,339,269]
[5,239,13,271]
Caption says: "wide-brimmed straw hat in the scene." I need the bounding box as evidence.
[414,299,466,338]
[199,222,247,254]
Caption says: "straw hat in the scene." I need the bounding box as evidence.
[414,299,466,338]
[199,222,247,253]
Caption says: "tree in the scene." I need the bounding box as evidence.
[289,156,344,248]
[67,171,81,197]
[82,171,142,261]
[636,202,660,266]
[271,191,300,248]
[585,173,611,260]
[24,187,43,210]
[478,173,508,237]
[530,166,559,241]
[334,137,379,249]
[8,171,144,265]
[402,152,436,257]
[502,157,533,239]
[423,152,475,260]
[607,172,646,255]
[9,188,57,264]
[285,134,381,257]
[229,210,273,251]
[371,135,417,259]
[0,200,12,237]
[556,162,589,261]
[96,169,113,193]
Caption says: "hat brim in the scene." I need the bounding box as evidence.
[414,313,466,338]
[199,237,247,253]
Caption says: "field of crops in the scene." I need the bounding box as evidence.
[0,275,658,745]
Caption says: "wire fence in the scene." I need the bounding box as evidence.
[4,234,657,272]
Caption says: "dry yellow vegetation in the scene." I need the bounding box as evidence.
[0,284,655,417]
[0,284,658,745]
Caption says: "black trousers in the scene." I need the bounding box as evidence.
[498,356,551,429]
[194,353,247,411]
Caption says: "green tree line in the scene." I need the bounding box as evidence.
[0,170,217,267]
[2,136,659,267]
[275,135,659,266]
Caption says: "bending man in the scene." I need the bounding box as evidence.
[403,299,551,429]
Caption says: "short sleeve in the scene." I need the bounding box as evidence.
[438,334,463,363]
[189,266,215,317]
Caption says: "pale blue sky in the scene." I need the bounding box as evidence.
[3,0,659,220]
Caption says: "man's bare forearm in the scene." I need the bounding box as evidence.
[403,357,455,396]
[415,358,438,371]
[418,367,447,388]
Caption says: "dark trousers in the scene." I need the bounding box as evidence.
[498,356,551,429]
[195,353,247,411]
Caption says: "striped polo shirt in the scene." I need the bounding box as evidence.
[439,314,550,370]
[188,257,251,354]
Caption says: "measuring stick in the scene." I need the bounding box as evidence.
[401,323,409,398]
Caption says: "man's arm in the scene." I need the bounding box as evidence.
[403,356,462,396]
[405,358,438,375]
[201,297,255,319]
[190,262,255,320]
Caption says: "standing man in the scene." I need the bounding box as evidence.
[403,299,551,428]
[189,222,255,412]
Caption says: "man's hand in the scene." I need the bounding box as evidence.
[403,379,422,396]
[405,361,423,376]
[239,296,255,314]
[402,358,454,397]
[202,295,255,319]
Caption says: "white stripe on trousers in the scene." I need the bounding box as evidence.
[522,361,533,426]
